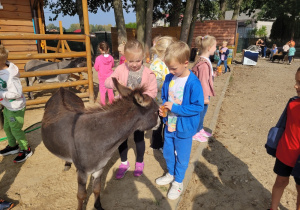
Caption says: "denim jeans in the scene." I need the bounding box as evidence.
[217,59,228,72]
[197,104,209,132]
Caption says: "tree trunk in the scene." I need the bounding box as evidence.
[76,0,84,32]
[180,0,195,43]
[231,0,242,20]
[169,0,182,27]
[136,0,146,47]
[112,0,127,46]
[187,0,200,47]
[145,0,154,60]
[219,0,227,20]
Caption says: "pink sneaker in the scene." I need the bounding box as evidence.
[115,162,130,179]
[192,132,201,140]
[134,162,144,177]
[193,133,208,142]
[199,129,212,137]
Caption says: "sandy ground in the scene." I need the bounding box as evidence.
[0,55,299,209]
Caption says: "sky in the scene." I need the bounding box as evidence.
[44,7,136,29]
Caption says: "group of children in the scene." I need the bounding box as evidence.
[92,35,218,200]
[0,32,299,206]
[269,41,296,64]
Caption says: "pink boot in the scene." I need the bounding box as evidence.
[134,162,144,177]
[115,162,130,179]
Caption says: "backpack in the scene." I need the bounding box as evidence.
[265,97,299,157]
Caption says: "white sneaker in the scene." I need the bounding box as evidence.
[168,181,183,200]
[156,173,174,185]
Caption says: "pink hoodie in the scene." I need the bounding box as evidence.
[105,63,157,99]
[94,54,114,80]
[192,57,215,101]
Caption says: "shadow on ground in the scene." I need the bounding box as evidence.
[191,137,287,210]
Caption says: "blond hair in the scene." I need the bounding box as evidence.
[124,39,144,56]
[164,41,190,65]
[223,41,228,45]
[195,35,216,54]
[150,36,177,60]
[0,45,8,64]
[118,41,126,52]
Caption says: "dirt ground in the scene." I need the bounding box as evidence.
[0,55,299,210]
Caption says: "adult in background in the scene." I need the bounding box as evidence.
[256,38,266,58]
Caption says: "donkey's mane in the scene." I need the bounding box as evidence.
[84,85,147,114]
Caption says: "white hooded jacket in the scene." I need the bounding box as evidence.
[0,61,26,111]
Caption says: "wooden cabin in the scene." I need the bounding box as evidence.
[0,0,45,71]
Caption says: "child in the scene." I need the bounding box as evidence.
[150,36,176,152]
[0,199,14,209]
[118,42,126,65]
[151,35,161,61]
[217,41,229,73]
[288,43,296,65]
[105,40,157,179]
[192,35,216,143]
[269,67,300,210]
[270,44,278,61]
[0,45,32,163]
[155,41,204,200]
[94,41,115,105]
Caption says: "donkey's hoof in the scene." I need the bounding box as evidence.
[64,166,71,171]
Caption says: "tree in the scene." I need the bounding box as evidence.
[219,0,227,20]
[44,0,111,32]
[145,0,154,59]
[187,0,200,47]
[180,0,195,43]
[169,0,182,26]
[112,0,127,47]
[136,0,146,46]
[46,23,60,31]
[231,0,243,20]
[125,22,137,28]
[67,23,80,32]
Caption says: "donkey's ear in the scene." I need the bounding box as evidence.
[112,77,132,97]
[134,92,152,107]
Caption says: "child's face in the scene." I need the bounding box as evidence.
[295,71,300,97]
[119,49,124,56]
[222,42,227,48]
[166,59,189,78]
[125,49,143,72]
[209,41,217,56]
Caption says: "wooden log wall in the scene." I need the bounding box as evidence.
[0,0,38,71]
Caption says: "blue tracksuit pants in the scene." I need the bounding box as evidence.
[163,127,193,183]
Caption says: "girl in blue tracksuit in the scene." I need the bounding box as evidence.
[155,41,204,200]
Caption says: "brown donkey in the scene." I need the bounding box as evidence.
[41,78,159,210]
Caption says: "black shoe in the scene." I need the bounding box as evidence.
[13,146,32,163]
[0,199,14,210]
[0,145,19,156]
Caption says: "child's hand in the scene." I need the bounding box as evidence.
[204,99,210,104]
[164,102,173,111]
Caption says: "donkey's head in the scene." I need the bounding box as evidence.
[112,77,159,131]
[69,57,88,68]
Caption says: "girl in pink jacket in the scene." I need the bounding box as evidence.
[94,41,114,105]
[192,35,216,142]
[105,40,157,179]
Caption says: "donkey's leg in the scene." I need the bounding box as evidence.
[92,169,104,210]
[27,77,36,100]
[64,161,72,171]
[77,170,87,210]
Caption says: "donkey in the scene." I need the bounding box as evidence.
[24,57,87,100]
[41,78,159,210]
